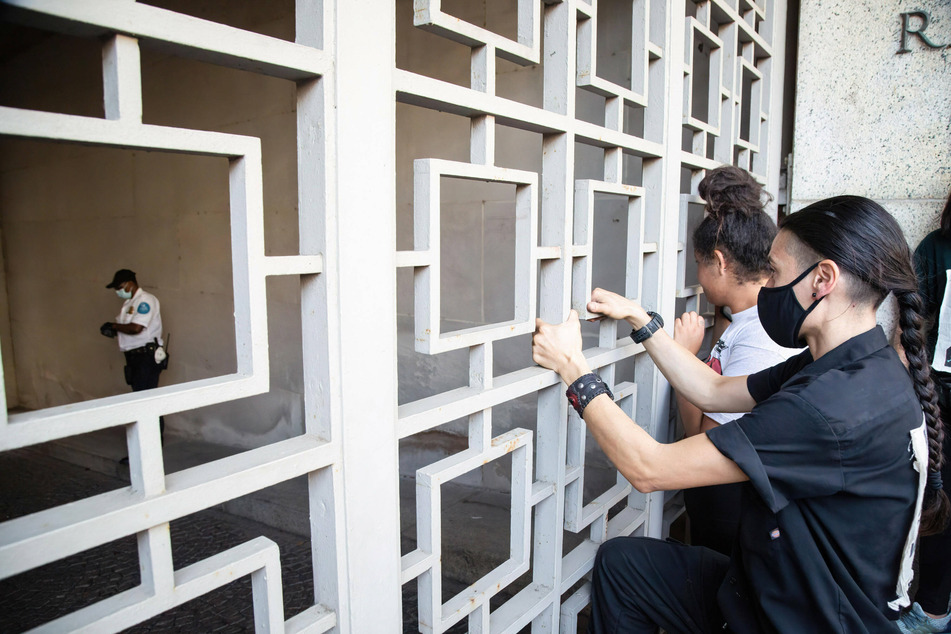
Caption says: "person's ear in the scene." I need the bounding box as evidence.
[713,249,728,276]
[813,260,840,299]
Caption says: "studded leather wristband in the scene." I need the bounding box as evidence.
[566,373,614,417]
[630,311,664,344]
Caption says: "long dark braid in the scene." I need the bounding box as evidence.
[782,196,950,535]
[895,289,949,535]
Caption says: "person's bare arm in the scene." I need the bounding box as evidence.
[587,289,756,413]
[672,311,707,436]
[532,311,748,492]
[580,394,747,491]
[112,322,144,335]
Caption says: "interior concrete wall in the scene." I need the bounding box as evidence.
[1,0,642,466]
[791,0,951,333]
[0,1,298,447]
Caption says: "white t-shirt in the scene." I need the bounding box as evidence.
[116,288,163,352]
[931,269,951,373]
[704,305,798,425]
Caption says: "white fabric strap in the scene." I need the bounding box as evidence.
[888,418,929,611]
[930,269,951,373]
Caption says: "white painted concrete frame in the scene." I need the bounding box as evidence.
[675,194,710,315]
[405,428,532,634]
[397,340,644,438]
[395,71,666,159]
[735,55,764,154]
[412,159,538,354]
[0,435,340,629]
[683,16,724,136]
[29,537,293,634]
[575,0,655,110]
[0,106,270,451]
[676,0,784,319]
[0,0,330,81]
[749,0,785,183]
[571,180,647,319]
[0,3,790,634]
[0,2,349,633]
[396,2,787,632]
[563,383,645,535]
[557,502,654,634]
[678,0,775,176]
[413,0,541,66]
[698,0,778,182]
[559,377,653,634]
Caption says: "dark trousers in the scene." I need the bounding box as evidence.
[916,378,951,615]
[589,536,730,634]
[684,482,744,556]
[124,350,165,441]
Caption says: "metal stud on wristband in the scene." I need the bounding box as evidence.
[566,373,614,417]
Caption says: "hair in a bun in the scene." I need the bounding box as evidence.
[698,165,772,219]
[693,166,777,283]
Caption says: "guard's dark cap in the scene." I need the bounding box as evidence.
[106,269,136,289]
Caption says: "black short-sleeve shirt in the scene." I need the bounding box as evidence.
[707,326,922,633]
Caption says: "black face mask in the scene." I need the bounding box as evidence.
[757,262,823,348]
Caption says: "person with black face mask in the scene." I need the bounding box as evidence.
[532,196,949,633]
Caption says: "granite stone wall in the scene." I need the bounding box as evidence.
[791,0,950,333]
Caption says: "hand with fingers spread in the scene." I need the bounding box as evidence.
[674,311,706,356]
[587,288,651,329]
[532,310,591,385]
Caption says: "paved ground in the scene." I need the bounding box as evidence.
[0,446,583,633]
[0,448,494,633]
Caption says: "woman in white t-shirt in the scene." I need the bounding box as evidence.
[674,166,799,555]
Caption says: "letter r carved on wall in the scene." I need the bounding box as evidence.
[898,11,948,54]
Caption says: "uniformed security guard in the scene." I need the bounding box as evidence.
[532,196,949,633]
[103,269,166,441]
[106,268,164,391]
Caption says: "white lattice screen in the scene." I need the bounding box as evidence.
[0,0,786,632]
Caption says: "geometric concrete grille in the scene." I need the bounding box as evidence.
[0,1,338,632]
[0,0,786,632]
[571,180,647,320]
[678,0,781,311]
[410,427,532,633]
[413,0,541,67]
[398,0,785,631]
[412,159,537,355]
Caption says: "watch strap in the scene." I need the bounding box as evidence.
[631,311,664,344]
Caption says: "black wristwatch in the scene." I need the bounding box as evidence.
[630,311,664,344]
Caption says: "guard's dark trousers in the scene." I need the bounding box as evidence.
[124,349,165,440]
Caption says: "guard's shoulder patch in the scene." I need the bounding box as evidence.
[137,302,151,315]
